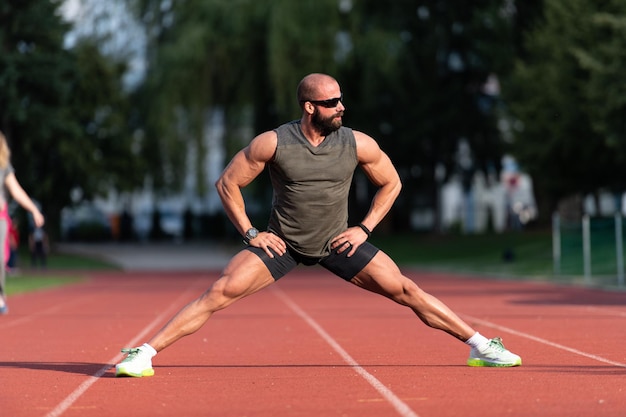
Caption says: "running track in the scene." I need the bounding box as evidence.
[2,267,626,417]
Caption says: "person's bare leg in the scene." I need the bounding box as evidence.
[148,250,275,352]
[351,251,475,341]
[115,250,276,377]
[351,250,522,367]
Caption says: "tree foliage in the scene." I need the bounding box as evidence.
[572,1,626,191]
[504,0,626,214]
[129,0,343,195]
[337,0,518,226]
[0,0,138,237]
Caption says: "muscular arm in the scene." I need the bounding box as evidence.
[215,131,286,256]
[354,130,402,233]
[215,131,275,235]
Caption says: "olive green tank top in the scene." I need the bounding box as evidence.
[268,120,358,257]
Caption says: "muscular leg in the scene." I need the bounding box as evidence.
[350,250,475,342]
[147,250,275,352]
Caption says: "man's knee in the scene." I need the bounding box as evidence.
[203,272,272,309]
[196,279,237,311]
[383,277,425,305]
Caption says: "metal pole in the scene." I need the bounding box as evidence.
[583,214,591,284]
[552,212,561,276]
[616,213,624,287]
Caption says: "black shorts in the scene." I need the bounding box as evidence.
[245,242,380,281]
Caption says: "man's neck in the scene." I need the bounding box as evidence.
[300,119,326,146]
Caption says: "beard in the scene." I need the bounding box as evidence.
[311,108,343,137]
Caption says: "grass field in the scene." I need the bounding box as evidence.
[372,229,554,277]
[6,276,84,296]
[373,228,626,288]
[5,247,117,296]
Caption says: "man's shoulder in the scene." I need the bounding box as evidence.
[273,120,304,145]
[274,120,301,134]
[248,130,278,161]
[350,129,376,144]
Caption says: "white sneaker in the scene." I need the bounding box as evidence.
[115,347,155,377]
[467,337,522,367]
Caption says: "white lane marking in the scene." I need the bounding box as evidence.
[44,281,203,417]
[463,314,626,368]
[273,287,420,417]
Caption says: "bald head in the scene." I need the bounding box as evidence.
[297,73,339,104]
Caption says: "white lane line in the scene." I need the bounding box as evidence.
[44,281,203,417]
[463,314,626,368]
[272,287,420,417]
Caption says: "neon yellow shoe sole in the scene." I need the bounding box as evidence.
[467,358,522,367]
[115,366,155,377]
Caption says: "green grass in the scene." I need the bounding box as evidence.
[5,247,118,296]
[15,246,118,270]
[6,275,84,296]
[372,228,626,288]
[371,230,555,277]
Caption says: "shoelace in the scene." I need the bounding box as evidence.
[120,348,140,362]
[488,337,505,351]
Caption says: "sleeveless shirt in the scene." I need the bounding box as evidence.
[268,120,358,258]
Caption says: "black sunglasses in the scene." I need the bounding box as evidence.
[301,94,343,108]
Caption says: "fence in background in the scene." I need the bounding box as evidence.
[553,213,625,287]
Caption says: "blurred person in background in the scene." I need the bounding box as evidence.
[7,215,19,270]
[0,131,45,314]
[29,225,48,268]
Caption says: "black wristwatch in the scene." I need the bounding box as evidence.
[243,227,259,245]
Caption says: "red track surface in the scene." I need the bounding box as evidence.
[2,268,626,417]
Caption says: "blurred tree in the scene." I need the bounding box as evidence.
[127,0,341,203]
[504,0,619,217]
[70,41,144,195]
[266,0,342,120]
[0,0,138,238]
[339,0,517,230]
[129,0,252,193]
[571,1,626,196]
[510,0,545,59]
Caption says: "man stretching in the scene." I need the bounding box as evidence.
[115,73,521,377]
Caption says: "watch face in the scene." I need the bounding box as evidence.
[247,228,258,239]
